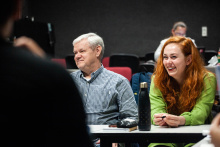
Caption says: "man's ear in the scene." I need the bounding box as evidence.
[186,54,192,65]
[171,29,175,36]
[96,45,102,57]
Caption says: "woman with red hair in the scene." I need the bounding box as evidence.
[149,36,216,147]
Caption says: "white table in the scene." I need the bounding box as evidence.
[192,136,214,147]
[89,125,210,147]
[66,69,79,73]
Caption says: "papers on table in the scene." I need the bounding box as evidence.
[88,125,137,133]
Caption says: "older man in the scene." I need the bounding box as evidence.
[70,33,138,125]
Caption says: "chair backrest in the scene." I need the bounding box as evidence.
[65,55,78,69]
[204,50,217,65]
[105,67,132,81]
[102,57,110,67]
[51,58,66,68]
[139,62,155,73]
[109,53,140,74]
[145,52,155,62]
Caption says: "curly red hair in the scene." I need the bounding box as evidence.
[153,36,207,115]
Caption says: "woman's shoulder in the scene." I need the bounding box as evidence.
[161,38,169,44]
[204,71,216,78]
[203,71,216,85]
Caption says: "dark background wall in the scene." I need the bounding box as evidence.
[21,0,220,59]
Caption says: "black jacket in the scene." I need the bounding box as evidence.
[0,38,93,147]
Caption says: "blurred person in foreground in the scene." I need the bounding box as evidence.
[210,113,220,147]
[0,0,93,146]
[70,32,138,147]
[154,21,196,62]
[149,36,216,147]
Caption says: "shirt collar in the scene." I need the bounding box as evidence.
[79,64,104,82]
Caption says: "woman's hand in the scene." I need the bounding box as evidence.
[154,113,185,127]
[153,113,168,126]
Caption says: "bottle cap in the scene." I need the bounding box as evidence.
[140,82,147,88]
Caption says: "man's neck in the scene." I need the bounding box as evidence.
[82,63,102,78]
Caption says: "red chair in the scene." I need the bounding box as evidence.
[105,67,132,81]
[51,58,67,68]
[102,57,110,67]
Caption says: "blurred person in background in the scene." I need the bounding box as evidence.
[154,21,196,62]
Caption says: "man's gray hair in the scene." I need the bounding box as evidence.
[73,33,105,59]
[172,21,187,31]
